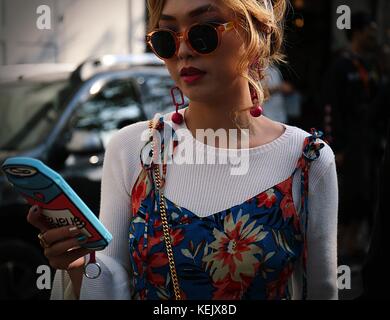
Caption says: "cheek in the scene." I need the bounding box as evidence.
[212,35,246,78]
[165,62,180,83]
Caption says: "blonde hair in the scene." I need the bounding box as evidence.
[146,0,289,128]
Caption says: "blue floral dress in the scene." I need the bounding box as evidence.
[129,116,325,300]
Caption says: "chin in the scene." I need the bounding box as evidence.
[183,86,210,101]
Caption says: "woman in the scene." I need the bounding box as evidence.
[27,0,338,300]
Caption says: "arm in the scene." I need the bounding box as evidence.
[50,131,134,300]
[306,160,339,299]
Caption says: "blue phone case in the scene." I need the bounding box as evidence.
[1,157,112,250]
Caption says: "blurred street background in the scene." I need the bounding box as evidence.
[0,0,389,300]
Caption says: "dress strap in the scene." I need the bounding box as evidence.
[139,115,180,191]
[295,128,325,300]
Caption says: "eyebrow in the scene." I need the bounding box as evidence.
[160,4,220,21]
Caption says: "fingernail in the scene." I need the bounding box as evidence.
[69,226,78,233]
[32,206,40,214]
[77,235,88,243]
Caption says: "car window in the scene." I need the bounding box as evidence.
[72,78,143,132]
[0,80,70,151]
[135,74,188,119]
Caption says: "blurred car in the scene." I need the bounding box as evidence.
[0,53,187,299]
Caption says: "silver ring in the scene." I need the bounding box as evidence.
[84,262,101,279]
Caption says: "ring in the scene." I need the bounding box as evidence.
[37,232,50,248]
[84,262,102,279]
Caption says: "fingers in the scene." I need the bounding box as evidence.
[26,206,94,271]
[42,225,83,247]
[49,248,94,270]
[44,233,88,258]
[26,205,50,233]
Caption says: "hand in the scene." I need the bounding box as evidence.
[27,205,93,270]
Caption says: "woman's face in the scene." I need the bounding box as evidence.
[157,0,248,103]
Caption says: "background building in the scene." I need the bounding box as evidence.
[1,0,389,67]
[0,0,146,65]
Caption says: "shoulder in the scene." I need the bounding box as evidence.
[287,125,336,187]
[105,108,186,158]
[102,119,151,192]
[291,125,335,159]
[102,110,175,188]
[106,120,150,154]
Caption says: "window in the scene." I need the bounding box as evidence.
[72,78,143,132]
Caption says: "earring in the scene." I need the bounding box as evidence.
[250,86,263,118]
[170,87,185,124]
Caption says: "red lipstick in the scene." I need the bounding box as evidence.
[180,66,207,84]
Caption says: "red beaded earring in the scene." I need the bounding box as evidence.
[250,86,263,118]
[170,87,185,124]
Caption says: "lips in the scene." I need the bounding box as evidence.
[182,74,206,84]
[180,66,206,76]
[180,66,207,84]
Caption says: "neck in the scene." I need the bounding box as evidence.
[184,81,257,134]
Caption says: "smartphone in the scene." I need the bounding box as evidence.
[1,157,112,250]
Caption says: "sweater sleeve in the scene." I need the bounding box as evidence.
[290,146,339,300]
[50,129,135,300]
[306,159,339,299]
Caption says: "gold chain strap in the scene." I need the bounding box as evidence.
[148,120,182,300]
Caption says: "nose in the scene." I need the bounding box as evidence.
[176,34,195,59]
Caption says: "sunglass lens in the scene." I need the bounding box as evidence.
[151,31,176,59]
[188,24,219,54]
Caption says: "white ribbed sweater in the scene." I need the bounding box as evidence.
[51,107,339,300]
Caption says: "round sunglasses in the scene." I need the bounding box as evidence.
[146,21,236,59]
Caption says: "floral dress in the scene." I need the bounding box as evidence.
[129,116,325,300]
